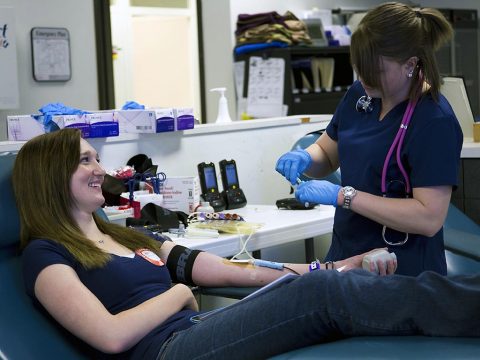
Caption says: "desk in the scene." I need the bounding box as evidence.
[173,204,335,257]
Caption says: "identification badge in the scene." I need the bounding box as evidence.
[135,248,164,266]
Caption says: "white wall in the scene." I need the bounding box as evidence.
[0,0,98,140]
[200,0,236,123]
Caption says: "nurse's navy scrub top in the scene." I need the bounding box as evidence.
[325,81,463,276]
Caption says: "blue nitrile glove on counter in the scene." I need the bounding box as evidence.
[122,101,145,110]
[275,149,312,186]
[38,103,87,132]
[296,180,341,207]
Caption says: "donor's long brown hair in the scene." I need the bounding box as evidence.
[13,128,161,268]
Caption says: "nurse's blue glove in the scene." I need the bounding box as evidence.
[295,180,341,207]
[275,149,312,186]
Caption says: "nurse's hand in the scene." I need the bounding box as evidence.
[295,180,341,207]
[275,149,312,186]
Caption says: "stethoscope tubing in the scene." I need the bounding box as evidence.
[356,93,418,246]
[381,99,417,246]
[381,99,417,195]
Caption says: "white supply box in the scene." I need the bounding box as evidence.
[86,111,119,138]
[7,114,90,140]
[52,114,90,138]
[7,115,45,141]
[160,176,201,214]
[114,108,175,134]
[174,107,195,130]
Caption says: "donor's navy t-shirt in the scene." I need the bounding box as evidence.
[23,239,198,359]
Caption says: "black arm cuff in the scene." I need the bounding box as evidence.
[166,245,203,286]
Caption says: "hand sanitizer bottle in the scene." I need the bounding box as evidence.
[210,87,232,124]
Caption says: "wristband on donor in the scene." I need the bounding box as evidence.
[309,259,321,272]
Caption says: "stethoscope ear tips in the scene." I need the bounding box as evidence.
[356,95,373,113]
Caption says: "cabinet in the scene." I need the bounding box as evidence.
[436,9,479,116]
[235,8,479,118]
[235,46,354,116]
[451,158,480,225]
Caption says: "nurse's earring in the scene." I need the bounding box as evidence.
[407,70,414,78]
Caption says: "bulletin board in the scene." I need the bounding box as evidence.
[31,27,71,81]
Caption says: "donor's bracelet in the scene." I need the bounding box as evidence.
[325,261,335,270]
[309,259,321,272]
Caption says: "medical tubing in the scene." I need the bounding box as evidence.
[230,230,255,261]
[252,259,284,270]
[381,100,416,194]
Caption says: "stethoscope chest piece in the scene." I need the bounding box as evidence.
[356,95,373,113]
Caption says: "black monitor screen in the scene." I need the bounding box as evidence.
[204,166,217,189]
[225,164,238,186]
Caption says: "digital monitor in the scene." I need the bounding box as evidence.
[225,163,238,186]
[203,166,217,189]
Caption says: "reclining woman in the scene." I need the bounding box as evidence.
[15,128,395,359]
[15,128,479,360]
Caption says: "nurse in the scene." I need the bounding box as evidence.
[276,2,463,276]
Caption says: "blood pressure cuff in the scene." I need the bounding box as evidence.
[166,245,203,286]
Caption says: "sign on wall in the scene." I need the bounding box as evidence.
[0,7,19,109]
[31,27,71,82]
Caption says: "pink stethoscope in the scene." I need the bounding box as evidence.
[356,95,418,246]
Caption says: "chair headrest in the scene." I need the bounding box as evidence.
[0,152,20,249]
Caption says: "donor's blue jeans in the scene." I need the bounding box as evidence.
[157,269,480,360]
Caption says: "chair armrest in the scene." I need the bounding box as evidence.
[196,286,260,300]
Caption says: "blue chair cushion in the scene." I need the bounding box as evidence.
[0,153,20,250]
[0,254,95,359]
[444,204,480,260]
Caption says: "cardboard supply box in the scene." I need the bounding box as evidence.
[114,108,175,134]
[52,114,90,138]
[7,114,90,141]
[7,115,46,141]
[8,112,120,141]
[174,108,195,131]
[85,112,119,138]
[160,176,201,214]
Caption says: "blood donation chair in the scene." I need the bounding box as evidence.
[1,150,479,359]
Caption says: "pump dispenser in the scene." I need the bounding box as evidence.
[210,87,232,124]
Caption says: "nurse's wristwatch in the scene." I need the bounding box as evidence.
[341,186,357,209]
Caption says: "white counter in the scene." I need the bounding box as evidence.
[460,138,480,158]
[173,204,335,257]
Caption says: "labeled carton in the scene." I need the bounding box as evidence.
[160,176,201,214]
[114,109,175,134]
